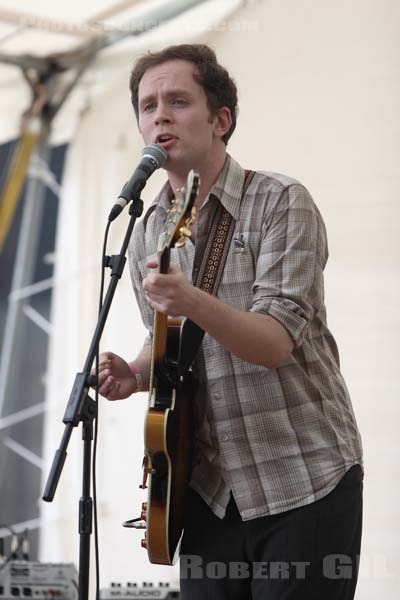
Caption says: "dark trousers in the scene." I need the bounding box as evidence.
[180,465,363,600]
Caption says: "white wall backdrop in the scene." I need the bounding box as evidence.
[33,0,400,597]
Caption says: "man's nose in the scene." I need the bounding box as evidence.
[154,102,172,124]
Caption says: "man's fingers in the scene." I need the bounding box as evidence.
[144,273,179,293]
[99,357,112,367]
[97,370,110,385]
[145,261,181,276]
[145,260,158,269]
[168,263,180,274]
[98,375,121,400]
[146,272,168,287]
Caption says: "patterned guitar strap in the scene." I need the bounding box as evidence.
[178,169,255,374]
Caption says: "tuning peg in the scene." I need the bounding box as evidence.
[180,226,192,238]
[186,207,197,226]
[175,228,192,248]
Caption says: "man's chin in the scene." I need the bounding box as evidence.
[165,153,192,176]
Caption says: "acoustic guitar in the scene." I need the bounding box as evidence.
[139,169,200,565]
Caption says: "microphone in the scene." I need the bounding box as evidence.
[108,144,168,221]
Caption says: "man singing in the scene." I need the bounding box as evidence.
[98,44,363,600]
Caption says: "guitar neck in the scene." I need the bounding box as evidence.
[147,169,200,399]
[149,248,170,392]
[159,247,171,275]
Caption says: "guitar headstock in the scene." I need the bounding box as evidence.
[157,170,200,254]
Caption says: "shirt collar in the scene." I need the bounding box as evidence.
[154,179,175,213]
[208,154,245,220]
[153,153,245,220]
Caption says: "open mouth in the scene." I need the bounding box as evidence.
[156,134,176,144]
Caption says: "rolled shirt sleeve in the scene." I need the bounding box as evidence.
[249,183,328,347]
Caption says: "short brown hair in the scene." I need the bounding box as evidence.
[129,44,238,145]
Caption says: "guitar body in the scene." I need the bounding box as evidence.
[143,320,194,565]
[139,170,200,565]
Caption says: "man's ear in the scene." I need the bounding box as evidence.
[214,106,232,139]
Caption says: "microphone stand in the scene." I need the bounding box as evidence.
[42,197,144,600]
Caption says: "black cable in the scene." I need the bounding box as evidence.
[92,219,112,600]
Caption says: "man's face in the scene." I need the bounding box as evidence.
[137,59,223,176]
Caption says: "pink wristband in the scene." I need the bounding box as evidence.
[128,363,143,392]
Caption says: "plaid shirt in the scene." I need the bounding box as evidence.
[128,154,363,521]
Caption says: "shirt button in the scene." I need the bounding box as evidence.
[213,392,221,400]
[221,435,229,442]
[208,350,214,357]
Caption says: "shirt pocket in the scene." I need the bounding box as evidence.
[218,234,258,310]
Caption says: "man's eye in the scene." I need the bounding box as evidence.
[173,99,187,105]
[143,103,155,112]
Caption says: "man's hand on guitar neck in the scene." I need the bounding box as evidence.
[143,261,197,317]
